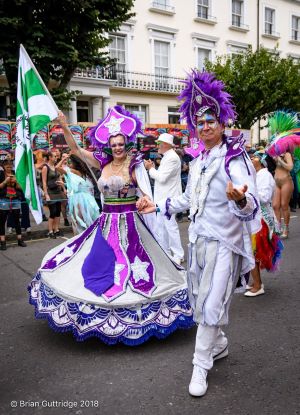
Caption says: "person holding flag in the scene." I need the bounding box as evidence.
[15,44,58,225]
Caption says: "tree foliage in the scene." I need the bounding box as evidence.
[205,47,300,129]
[0,0,134,115]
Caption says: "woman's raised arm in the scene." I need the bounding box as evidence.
[56,111,99,169]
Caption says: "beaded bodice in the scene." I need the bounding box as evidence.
[98,176,137,200]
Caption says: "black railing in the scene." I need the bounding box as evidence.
[231,17,249,30]
[73,65,116,80]
[264,30,280,37]
[196,13,217,21]
[73,67,185,93]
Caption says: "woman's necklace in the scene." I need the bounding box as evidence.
[110,159,126,175]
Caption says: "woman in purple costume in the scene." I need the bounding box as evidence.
[29,106,193,345]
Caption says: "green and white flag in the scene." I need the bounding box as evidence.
[16,44,58,224]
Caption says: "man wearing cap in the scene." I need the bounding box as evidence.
[144,133,184,264]
[138,71,261,397]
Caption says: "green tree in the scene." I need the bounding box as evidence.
[0,0,134,115]
[205,47,300,129]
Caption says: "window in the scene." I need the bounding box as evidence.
[77,101,89,123]
[265,7,275,35]
[154,40,170,78]
[0,96,7,119]
[168,107,180,124]
[232,0,243,27]
[109,35,126,72]
[292,15,300,41]
[197,0,209,19]
[197,48,211,71]
[120,104,147,125]
[155,0,168,8]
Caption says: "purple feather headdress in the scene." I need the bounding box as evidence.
[88,105,143,151]
[178,70,237,132]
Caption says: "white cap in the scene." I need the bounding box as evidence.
[157,133,175,146]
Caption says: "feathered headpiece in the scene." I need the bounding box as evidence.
[88,105,143,153]
[178,70,236,133]
[266,110,300,157]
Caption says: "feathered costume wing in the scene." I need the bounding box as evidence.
[266,111,300,157]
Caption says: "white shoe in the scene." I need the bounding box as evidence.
[246,284,264,290]
[188,366,208,397]
[213,345,228,361]
[244,287,265,297]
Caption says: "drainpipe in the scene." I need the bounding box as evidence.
[257,0,261,145]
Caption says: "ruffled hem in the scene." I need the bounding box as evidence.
[28,272,194,346]
[254,220,284,272]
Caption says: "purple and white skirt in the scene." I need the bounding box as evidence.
[29,202,193,345]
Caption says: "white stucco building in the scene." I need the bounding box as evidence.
[1,0,299,142]
[66,0,300,142]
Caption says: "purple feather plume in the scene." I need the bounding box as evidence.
[178,70,237,133]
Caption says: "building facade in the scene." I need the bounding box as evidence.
[1,0,300,141]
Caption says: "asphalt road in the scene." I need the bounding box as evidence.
[1,214,300,415]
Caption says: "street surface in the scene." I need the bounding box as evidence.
[1,215,300,415]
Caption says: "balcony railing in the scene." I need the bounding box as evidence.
[150,2,175,12]
[74,65,116,80]
[231,20,249,30]
[263,30,280,38]
[114,71,185,93]
[196,14,217,22]
[73,67,185,93]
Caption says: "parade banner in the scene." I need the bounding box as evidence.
[49,124,68,149]
[81,123,95,150]
[69,124,83,148]
[10,122,16,149]
[0,149,9,161]
[0,122,12,150]
[15,44,58,224]
[225,128,251,144]
[33,125,49,149]
[141,125,191,151]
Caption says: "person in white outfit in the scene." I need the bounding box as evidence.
[144,133,184,264]
[137,70,261,397]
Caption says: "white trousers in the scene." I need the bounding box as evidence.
[156,213,184,260]
[189,237,242,370]
[193,324,228,370]
[188,238,242,326]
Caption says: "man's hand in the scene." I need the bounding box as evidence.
[144,159,154,170]
[136,196,156,214]
[226,181,248,202]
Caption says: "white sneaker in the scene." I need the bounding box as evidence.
[213,345,229,362]
[188,366,208,397]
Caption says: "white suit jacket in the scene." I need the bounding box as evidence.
[149,149,182,202]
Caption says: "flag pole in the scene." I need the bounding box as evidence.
[19,44,98,184]
[20,44,59,113]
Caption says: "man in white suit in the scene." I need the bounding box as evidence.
[144,133,184,264]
